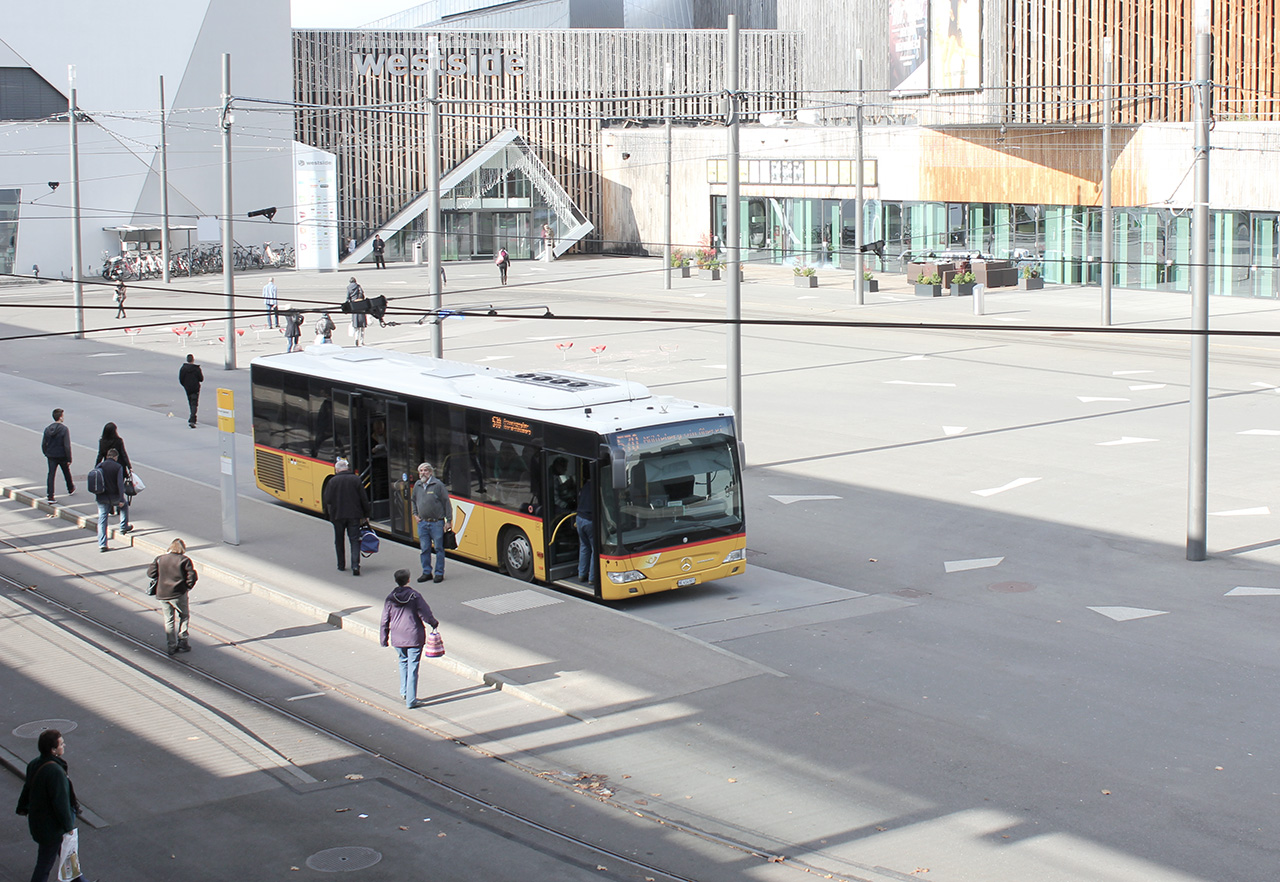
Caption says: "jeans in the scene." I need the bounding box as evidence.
[97,499,130,546]
[577,516,597,583]
[332,518,361,569]
[265,304,279,328]
[186,391,200,425]
[396,645,422,707]
[418,519,445,577]
[161,593,190,649]
[30,838,60,882]
[46,458,73,499]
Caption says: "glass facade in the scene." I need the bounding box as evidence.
[0,190,18,276]
[712,195,1280,298]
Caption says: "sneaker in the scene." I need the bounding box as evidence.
[178,643,191,653]
[99,545,108,553]
[416,573,430,583]
[67,485,75,495]
[120,525,134,534]
[47,497,55,504]
[167,645,179,655]
[337,565,346,571]
[352,567,360,576]
[433,574,443,583]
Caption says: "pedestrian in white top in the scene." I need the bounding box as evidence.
[262,277,279,328]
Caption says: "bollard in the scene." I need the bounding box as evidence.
[972,282,985,316]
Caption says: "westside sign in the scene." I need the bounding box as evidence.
[353,51,524,78]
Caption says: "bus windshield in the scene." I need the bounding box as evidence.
[602,417,744,554]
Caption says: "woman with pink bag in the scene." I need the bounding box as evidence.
[379,569,440,709]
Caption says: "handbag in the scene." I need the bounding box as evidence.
[57,828,81,882]
[443,528,457,550]
[424,630,445,658]
[359,525,380,557]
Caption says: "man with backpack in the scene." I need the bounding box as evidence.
[41,408,73,503]
[90,448,130,552]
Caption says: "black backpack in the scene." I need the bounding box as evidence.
[86,466,106,495]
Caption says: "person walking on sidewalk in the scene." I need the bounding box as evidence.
[284,309,302,352]
[262,277,279,328]
[147,538,198,654]
[93,448,130,551]
[323,458,370,575]
[380,568,439,708]
[113,279,127,318]
[95,422,132,474]
[179,354,204,428]
[412,462,452,583]
[41,408,74,504]
[372,234,386,269]
[15,728,85,882]
[495,248,510,285]
[346,276,367,346]
[316,312,335,345]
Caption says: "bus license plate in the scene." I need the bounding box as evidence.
[678,577,696,587]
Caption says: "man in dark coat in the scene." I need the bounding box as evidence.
[15,728,82,882]
[147,538,199,654]
[178,354,204,428]
[94,448,129,552]
[371,234,386,269]
[379,568,439,707]
[322,458,371,575]
[41,408,73,503]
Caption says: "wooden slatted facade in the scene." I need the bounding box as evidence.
[293,28,802,250]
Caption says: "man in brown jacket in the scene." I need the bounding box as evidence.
[146,538,198,654]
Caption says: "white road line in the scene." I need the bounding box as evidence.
[944,557,1004,573]
[476,355,512,362]
[884,380,957,387]
[1096,436,1159,446]
[1088,606,1169,622]
[942,426,967,436]
[901,355,930,361]
[1226,586,1280,597]
[86,353,123,358]
[98,371,143,376]
[769,494,842,504]
[972,477,1041,497]
[1078,396,1130,402]
[1210,506,1270,517]
[1237,429,1280,436]
[1128,384,1167,390]
[286,692,326,701]
[1113,370,1153,375]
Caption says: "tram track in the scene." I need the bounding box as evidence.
[0,536,868,882]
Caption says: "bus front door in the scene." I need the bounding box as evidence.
[348,394,411,539]
[543,452,593,591]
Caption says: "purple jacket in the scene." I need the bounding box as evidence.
[379,586,439,648]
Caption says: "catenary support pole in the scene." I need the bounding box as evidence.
[428,40,443,358]
[220,54,236,370]
[160,76,172,285]
[664,64,672,291]
[1187,6,1212,561]
[854,51,865,305]
[68,66,84,339]
[726,14,742,447]
[1101,37,1113,326]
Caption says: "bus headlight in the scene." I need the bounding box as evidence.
[607,570,646,584]
[721,548,746,563]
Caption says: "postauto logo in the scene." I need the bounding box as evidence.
[353,51,524,78]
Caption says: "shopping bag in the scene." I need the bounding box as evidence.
[424,630,445,658]
[443,529,457,550]
[359,525,380,557]
[130,470,146,492]
[57,829,81,882]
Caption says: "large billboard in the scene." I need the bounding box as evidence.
[292,142,338,271]
[931,0,981,90]
[889,0,929,94]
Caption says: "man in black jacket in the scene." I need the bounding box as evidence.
[323,459,371,575]
[41,408,73,503]
[178,354,204,428]
[371,234,386,269]
[94,448,130,551]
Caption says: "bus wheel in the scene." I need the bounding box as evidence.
[500,527,535,582]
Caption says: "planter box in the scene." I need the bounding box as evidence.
[863,279,879,293]
[677,265,691,278]
[1022,276,1044,291]
[953,282,975,297]
[794,275,818,288]
[914,284,943,297]
[698,268,721,281]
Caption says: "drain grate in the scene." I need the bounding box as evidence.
[13,719,78,739]
[305,847,382,872]
[463,589,564,615]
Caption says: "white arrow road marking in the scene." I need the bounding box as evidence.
[1078,396,1131,403]
[901,355,930,361]
[1113,370,1153,375]
[1128,384,1167,390]
[1226,586,1280,596]
[942,426,967,436]
[703,364,726,370]
[1097,436,1159,446]
[1238,429,1280,436]
[1210,507,1270,516]
[973,477,1041,497]
[769,495,843,504]
[476,355,512,362]
[993,316,1025,322]
[1251,381,1278,389]
[885,381,957,387]
[86,352,123,358]
[944,557,1004,573]
[1089,606,1169,622]
[797,295,819,300]
[98,371,143,376]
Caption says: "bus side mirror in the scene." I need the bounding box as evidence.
[602,443,626,491]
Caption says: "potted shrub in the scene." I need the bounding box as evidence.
[793,265,818,288]
[1022,265,1044,291]
[671,249,692,278]
[698,257,723,281]
[914,271,943,297]
[862,269,878,293]
[952,269,976,296]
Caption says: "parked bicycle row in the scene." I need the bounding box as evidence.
[100,242,294,280]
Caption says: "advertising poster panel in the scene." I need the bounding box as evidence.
[292,142,338,271]
[931,0,981,90]
[889,0,929,94]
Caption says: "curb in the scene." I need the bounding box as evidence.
[1,483,587,722]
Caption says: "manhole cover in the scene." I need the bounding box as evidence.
[305,847,382,873]
[988,581,1036,594]
[13,720,78,738]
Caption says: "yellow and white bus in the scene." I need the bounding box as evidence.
[250,345,746,599]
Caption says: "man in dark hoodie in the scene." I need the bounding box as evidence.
[379,569,439,708]
[178,354,204,428]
